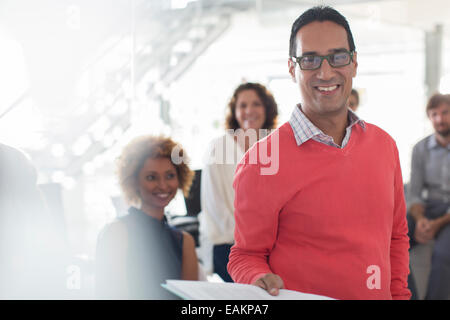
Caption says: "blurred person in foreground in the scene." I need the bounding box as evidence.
[200,82,278,282]
[407,93,450,299]
[95,136,198,299]
[348,88,359,112]
[227,6,411,300]
[0,143,65,299]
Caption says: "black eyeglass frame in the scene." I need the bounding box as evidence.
[291,50,355,70]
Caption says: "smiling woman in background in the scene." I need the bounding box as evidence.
[200,82,278,282]
[95,136,198,299]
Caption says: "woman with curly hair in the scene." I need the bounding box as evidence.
[200,82,278,282]
[96,136,198,299]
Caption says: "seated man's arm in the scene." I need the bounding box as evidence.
[409,203,426,222]
[407,142,426,222]
[407,141,434,243]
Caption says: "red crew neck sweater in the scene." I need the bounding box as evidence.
[227,122,411,300]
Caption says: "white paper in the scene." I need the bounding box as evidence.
[162,280,335,300]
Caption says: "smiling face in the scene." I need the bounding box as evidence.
[234,89,267,131]
[137,157,179,217]
[288,20,358,117]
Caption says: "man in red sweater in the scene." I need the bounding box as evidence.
[227,6,411,300]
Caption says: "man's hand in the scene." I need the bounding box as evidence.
[425,219,441,240]
[252,273,284,296]
[414,217,431,244]
[415,214,450,244]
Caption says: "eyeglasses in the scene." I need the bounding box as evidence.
[291,50,355,70]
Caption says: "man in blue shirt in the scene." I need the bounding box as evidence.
[407,93,450,299]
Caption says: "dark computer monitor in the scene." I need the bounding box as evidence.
[184,169,201,217]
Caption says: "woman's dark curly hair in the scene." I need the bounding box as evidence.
[225,82,278,130]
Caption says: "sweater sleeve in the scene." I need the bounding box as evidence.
[227,160,280,284]
[390,144,412,300]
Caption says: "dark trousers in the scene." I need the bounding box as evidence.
[407,200,450,300]
[213,243,234,283]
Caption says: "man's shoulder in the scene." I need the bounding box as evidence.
[410,134,433,158]
[413,134,432,149]
[355,123,402,159]
[235,123,296,179]
[243,122,295,159]
[255,122,294,146]
[363,122,395,142]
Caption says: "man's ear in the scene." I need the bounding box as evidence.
[288,59,297,83]
[352,52,358,78]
